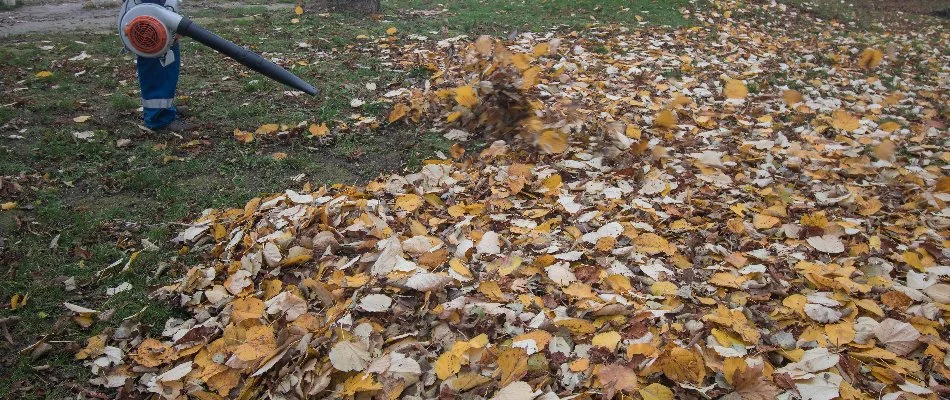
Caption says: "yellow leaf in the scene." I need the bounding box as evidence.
[563,282,596,299]
[853,298,884,317]
[271,152,287,160]
[308,123,329,137]
[857,48,883,69]
[478,281,506,301]
[387,103,408,123]
[831,109,861,132]
[532,43,550,57]
[654,109,676,129]
[783,294,807,314]
[800,212,829,228]
[879,121,900,132]
[782,89,804,105]
[261,279,282,300]
[553,318,595,335]
[840,379,872,400]
[825,321,855,346]
[76,334,108,360]
[231,325,277,363]
[512,330,551,350]
[280,254,311,267]
[903,251,923,270]
[395,193,423,212]
[1,202,16,211]
[10,294,27,310]
[447,373,492,391]
[73,115,91,123]
[35,71,53,78]
[520,66,541,90]
[497,347,528,387]
[341,373,382,396]
[724,79,749,99]
[468,333,489,349]
[660,347,705,383]
[129,337,174,367]
[231,297,265,322]
[708,273,742,289]
[511,53,532,70]
[434,349,463,379]
[449,258,473,279]
[233,129,254,143]
[454,86,478,108]
[592,331,622,351]
[651,281,678,296]
[604,274,631,292]
[934,176,950,193]
[752,213,780,229]
[569,358,590,372]
[851,347,897,361]
[386,27,399,35]
[294,5,303,15]
[537,130,567,154]
[639,383,674,400]
[206,369,241,397]
[256,124,280,135]
[634,233,674,255]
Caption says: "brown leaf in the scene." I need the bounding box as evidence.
[596,364,638,399]
[731,364,781,400]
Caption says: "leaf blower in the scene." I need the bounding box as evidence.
[118,0,318,95]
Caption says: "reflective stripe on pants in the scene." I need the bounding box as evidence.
[142,98,174,109]
[137,41,180,129]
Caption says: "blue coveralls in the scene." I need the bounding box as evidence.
[136,0,180,129]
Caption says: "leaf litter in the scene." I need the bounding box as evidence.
[78,1,949,399]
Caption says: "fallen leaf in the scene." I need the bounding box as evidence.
[724,79,749,99]
[831,109,860,132]
[596,364,638,398]
[329,340,372,372]
[639,383,674,400]
[654,109,677,129]
[857,48,883,69]
[308,123,329,137]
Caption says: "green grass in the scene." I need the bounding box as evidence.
[778,0,950,30]
[0,0,694,398]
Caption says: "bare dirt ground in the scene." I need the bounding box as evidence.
[0,0,292,37]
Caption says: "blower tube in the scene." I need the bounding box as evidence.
[176,17,318,96]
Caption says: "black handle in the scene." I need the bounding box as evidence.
[177,17,318,96]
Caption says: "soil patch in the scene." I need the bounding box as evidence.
[0,0,292,37]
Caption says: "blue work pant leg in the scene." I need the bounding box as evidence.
[137,41,180,129]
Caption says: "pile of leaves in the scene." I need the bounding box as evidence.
[74,1,949,399]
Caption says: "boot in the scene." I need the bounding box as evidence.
[155,119,195,133]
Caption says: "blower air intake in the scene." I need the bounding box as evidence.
[118,1,317,96]
[125,15,168,55]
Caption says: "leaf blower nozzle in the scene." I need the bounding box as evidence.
[119,1,317,96]
[176,18,318,96]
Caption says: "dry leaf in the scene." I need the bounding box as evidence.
[596,364,638,398]
[654,109,677,129]
[724,79,749,99]
[831,109,860,132]
[857,48,883,69]
[329,340,372,372]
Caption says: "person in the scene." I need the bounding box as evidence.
[129,0,192,132]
